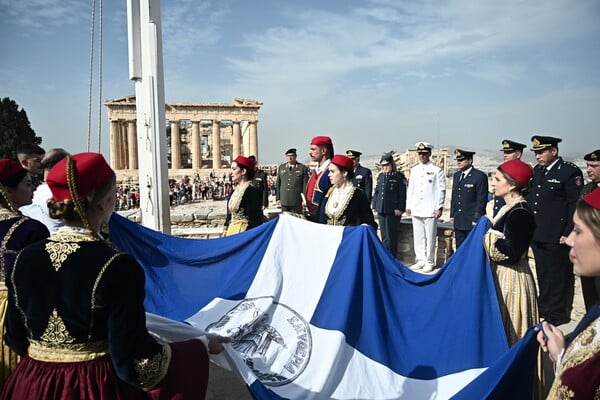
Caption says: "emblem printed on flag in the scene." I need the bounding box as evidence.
[205,296,312,386]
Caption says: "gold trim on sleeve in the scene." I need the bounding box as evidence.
[135,343,172,391]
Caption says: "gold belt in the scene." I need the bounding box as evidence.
[28,339,110,362]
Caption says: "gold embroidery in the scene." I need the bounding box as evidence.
[560,321,600,371]
[547,382,574,399]
[28,339,109,362]
[548,317,600,399]
[483,231,510,262]
[0,214,26,281]
[228,182,251,225]
[325,186,354,226]
[44,231,98,271]
[40,309,76,345]
[0,208,20,221]
[51,231,99,243]
[89,253,121,337]
[45,241,80,271]
[134,344,171,390]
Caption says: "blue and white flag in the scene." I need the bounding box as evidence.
[109,213,538,399]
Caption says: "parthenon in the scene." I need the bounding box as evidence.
[104,96,262,173]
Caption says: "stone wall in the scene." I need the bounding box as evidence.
[396,219,455,267]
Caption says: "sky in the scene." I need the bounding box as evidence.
[1,0,599,164]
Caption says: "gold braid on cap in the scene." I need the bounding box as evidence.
[0,182,20,215]
[66,156,95,236]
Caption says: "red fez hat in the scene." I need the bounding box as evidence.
[0,159,27,186]
[331,154,354,171]
[582,189,600,210]
[311,136,332,146]
[47,153,114,201]
[233,155,256,171]
[499,159,533,186]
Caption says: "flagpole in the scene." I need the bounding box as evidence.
[126,0,171,233]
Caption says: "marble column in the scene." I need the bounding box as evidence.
[191,121,201,170]
[232,121,242,160]
[109,120,119,169]
[119,123,128,170]
[212,119,221,169]
[127,120,138,169]
[170,120,181,170]
[248,120,258,160]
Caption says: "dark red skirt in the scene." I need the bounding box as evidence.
[1,355,147,400]
[1,339,209,400]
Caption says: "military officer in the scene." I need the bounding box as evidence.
[581,149,600,197]
[493,139,527,216]
[527,135,583,326]
[580,149,600,311]
[275,148,310,213]
[406,142,446,272]
[449,149,488,249]
[346,150,373,203]
[372,153,407,259]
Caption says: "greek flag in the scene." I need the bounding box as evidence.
[109,213,538,399]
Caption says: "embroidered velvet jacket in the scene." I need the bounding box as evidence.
[5,230,170,391]
[0,209,49,280]
[324,187,377,229]
[225,182,263,230]
[483,200,535,265]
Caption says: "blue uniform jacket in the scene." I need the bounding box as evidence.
[526,157,582,243]
[450,167,489,230]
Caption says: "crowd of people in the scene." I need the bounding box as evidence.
[0,135,599,398]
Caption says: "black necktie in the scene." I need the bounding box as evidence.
[459,172,465,183]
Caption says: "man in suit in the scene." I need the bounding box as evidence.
[305,136,334,223]
[579,149,600,311]
[16,143,45,189]
[372,153,407,259]
[346,150,373,203]
[275,148,310,213]
[493,139,527,216]
[406,142,446,272]
[527,135,583,326]
[450,149,488,249]
[248,155,269,210]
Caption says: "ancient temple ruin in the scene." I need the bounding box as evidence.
[104,96,262,174]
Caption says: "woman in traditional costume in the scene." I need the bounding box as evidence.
[537,189,600,398]
[483,159,538,346]
[324,155,377,229]
[2,153,227,399]
[224,155,263,236]
[0,159,50,390]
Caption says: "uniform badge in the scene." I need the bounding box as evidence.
[575,176,583,186]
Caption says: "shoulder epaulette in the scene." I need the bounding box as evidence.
[563,160,579,169]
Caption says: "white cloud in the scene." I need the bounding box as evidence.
[222,0,599,93]
[161,1,229,66]
[0,0,87,28]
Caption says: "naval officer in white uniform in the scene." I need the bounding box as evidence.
[406,142,446,272]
